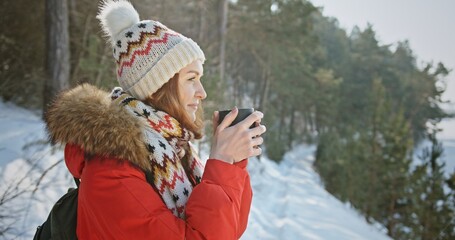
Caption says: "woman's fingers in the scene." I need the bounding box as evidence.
[239,110,263,129]
[251,136,264,147]
[250,146,262,157]
[210,108,266,163]
[249,124,267,137]
[217,107,239,131]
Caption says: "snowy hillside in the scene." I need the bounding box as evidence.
[243,147,391,240]
[0,101,391,239]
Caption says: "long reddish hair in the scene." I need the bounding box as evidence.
[145,73,204,139]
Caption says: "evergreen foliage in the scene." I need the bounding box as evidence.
[402,128,455,239]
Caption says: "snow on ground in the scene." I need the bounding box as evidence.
[0,101,72,239]
[442,139,455,175]
[0,101,390,239]
[243,146,390,240]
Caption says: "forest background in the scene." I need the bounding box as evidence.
[1,0,454,239]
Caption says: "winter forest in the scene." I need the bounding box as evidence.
[1,0,455,239]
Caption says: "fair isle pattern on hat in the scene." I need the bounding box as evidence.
[98,0,205,100]
[111,87,204,219]
[114,21,205,99]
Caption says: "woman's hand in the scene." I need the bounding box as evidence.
[209,107,266,164]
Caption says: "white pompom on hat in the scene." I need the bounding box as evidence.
[97,0,140,44]
[97,0,205,100]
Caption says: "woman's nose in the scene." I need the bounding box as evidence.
[196,82,207,100]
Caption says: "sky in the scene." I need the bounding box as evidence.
[310,0,455,139]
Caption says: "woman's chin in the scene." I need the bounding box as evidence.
[185,110,197,122]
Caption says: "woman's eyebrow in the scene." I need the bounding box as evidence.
[185,70,203,76]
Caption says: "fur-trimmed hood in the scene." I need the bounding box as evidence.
[44,84,150,171]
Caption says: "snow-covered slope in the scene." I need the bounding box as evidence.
[0,101,391,239]
[243,147,390,239]
[0,102,72,239]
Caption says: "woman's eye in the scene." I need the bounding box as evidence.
[188,77,196,82]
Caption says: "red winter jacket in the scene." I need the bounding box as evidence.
[65,144,252,240]
[45,85,253,239]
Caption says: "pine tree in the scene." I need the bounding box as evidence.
[403,127,455,239]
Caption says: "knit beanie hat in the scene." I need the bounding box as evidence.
[97,0,206,100]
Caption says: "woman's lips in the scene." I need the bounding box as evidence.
[188,104,198,110]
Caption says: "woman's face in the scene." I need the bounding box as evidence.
[178,60,206,122]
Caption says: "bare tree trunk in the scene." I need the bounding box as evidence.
[233,74,239,105]
[161,0,168,22]
[95,47,108,86]
[218,0,228,90]
[258,68,270,115]
[71,15,91,83]
[250,49,270,114]
[43,0,70,113]
[288,105,296,149]
[198,0,207,42]
[278,102,286,141]
[69,0,77,27]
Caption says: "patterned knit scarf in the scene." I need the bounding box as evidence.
[111,87,204,219]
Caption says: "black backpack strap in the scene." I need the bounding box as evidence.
[144,170,154,186]
[34,178,80,240]
[74,177,80,188]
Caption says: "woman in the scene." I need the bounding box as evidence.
[44,0,265,239]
